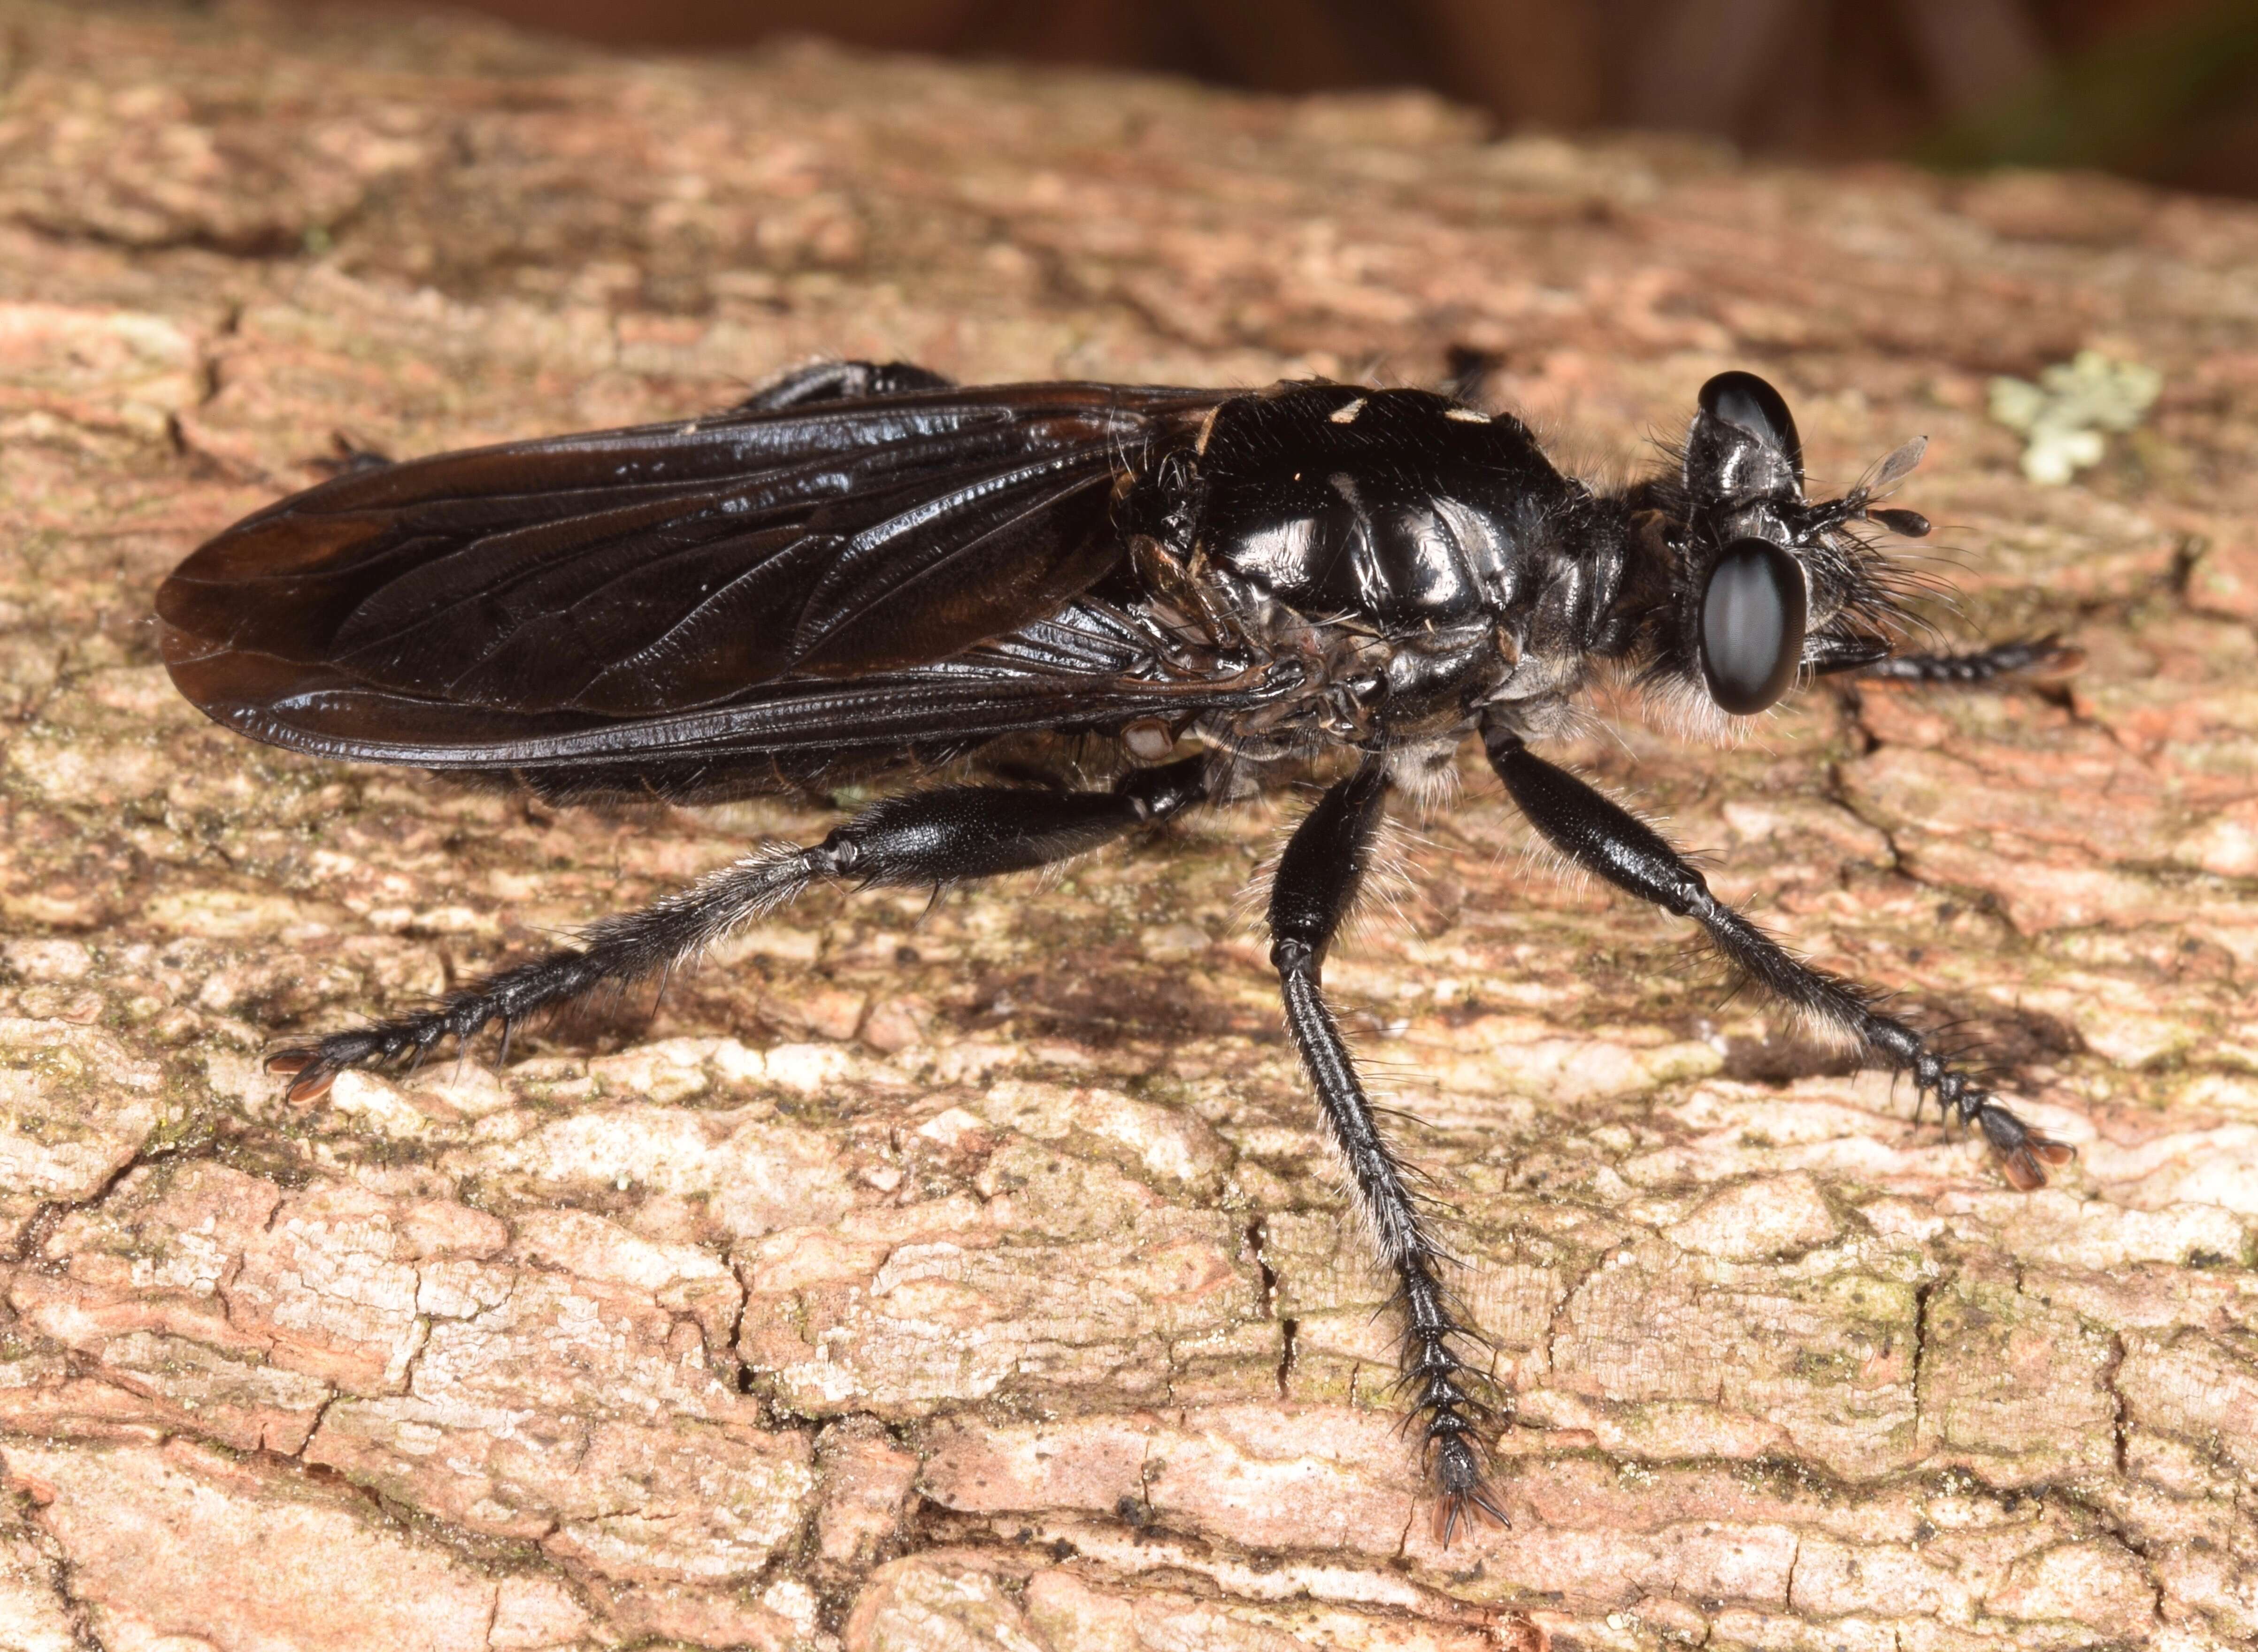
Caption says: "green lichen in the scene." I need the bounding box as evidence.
[1989,350,2162,485]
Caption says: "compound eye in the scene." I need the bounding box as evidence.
[1697,371,1803,485]
[1699,538,1807,715]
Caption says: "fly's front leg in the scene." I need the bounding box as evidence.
[1482,719,2073,1191]
[1267,759,1505,1542]
[275,758,1208,1101]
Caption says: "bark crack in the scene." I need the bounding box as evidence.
[12,1136,169,1266]
[2101,1329,2131,1477]
[727,1273,756,1396]
[1909,1276,1936,1445]
[1242,1215,1297,1396]
[297,1391,342,1458]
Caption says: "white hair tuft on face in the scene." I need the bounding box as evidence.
[1636,666,1762,747]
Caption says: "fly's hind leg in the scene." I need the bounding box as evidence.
[274,758,1208,1101]
[732,360,955,412]
[1266,758,1506,1543]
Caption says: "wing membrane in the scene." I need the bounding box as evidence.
[160,382,1246,777]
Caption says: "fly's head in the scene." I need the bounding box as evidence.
[1628,370,1931,730]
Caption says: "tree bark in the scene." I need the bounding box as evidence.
[1,3,2254,1648]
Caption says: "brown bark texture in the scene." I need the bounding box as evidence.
[0,3,2254,1648]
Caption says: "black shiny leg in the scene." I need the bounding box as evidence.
[1860,635,2079,684]
[1482,718,2073,1191]
[732,360,954,412]
[1267,759,1506,1542]
[275,760,1207,1100]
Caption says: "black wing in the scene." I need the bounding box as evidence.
[158,379,1281,790]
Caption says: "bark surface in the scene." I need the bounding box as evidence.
[1,3,2255,1648]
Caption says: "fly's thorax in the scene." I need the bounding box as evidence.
[1179,382,1576,634]
[1196,613,1523,761]
[1149,380,1630,759]
[1474,653,1586,745]
[1374,625,1516,735]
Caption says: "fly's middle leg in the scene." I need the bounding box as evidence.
[1265,758,1506,1543]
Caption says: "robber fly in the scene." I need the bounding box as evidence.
[158,359,2075,1538]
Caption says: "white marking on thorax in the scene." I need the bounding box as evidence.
[1329,398,1367,424]
[1444,407,1489,423]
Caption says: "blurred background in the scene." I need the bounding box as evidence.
[285,0,2258,198]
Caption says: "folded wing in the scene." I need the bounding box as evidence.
[159,381,1263,784]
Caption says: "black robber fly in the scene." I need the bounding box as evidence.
[158,359,2075,1539]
